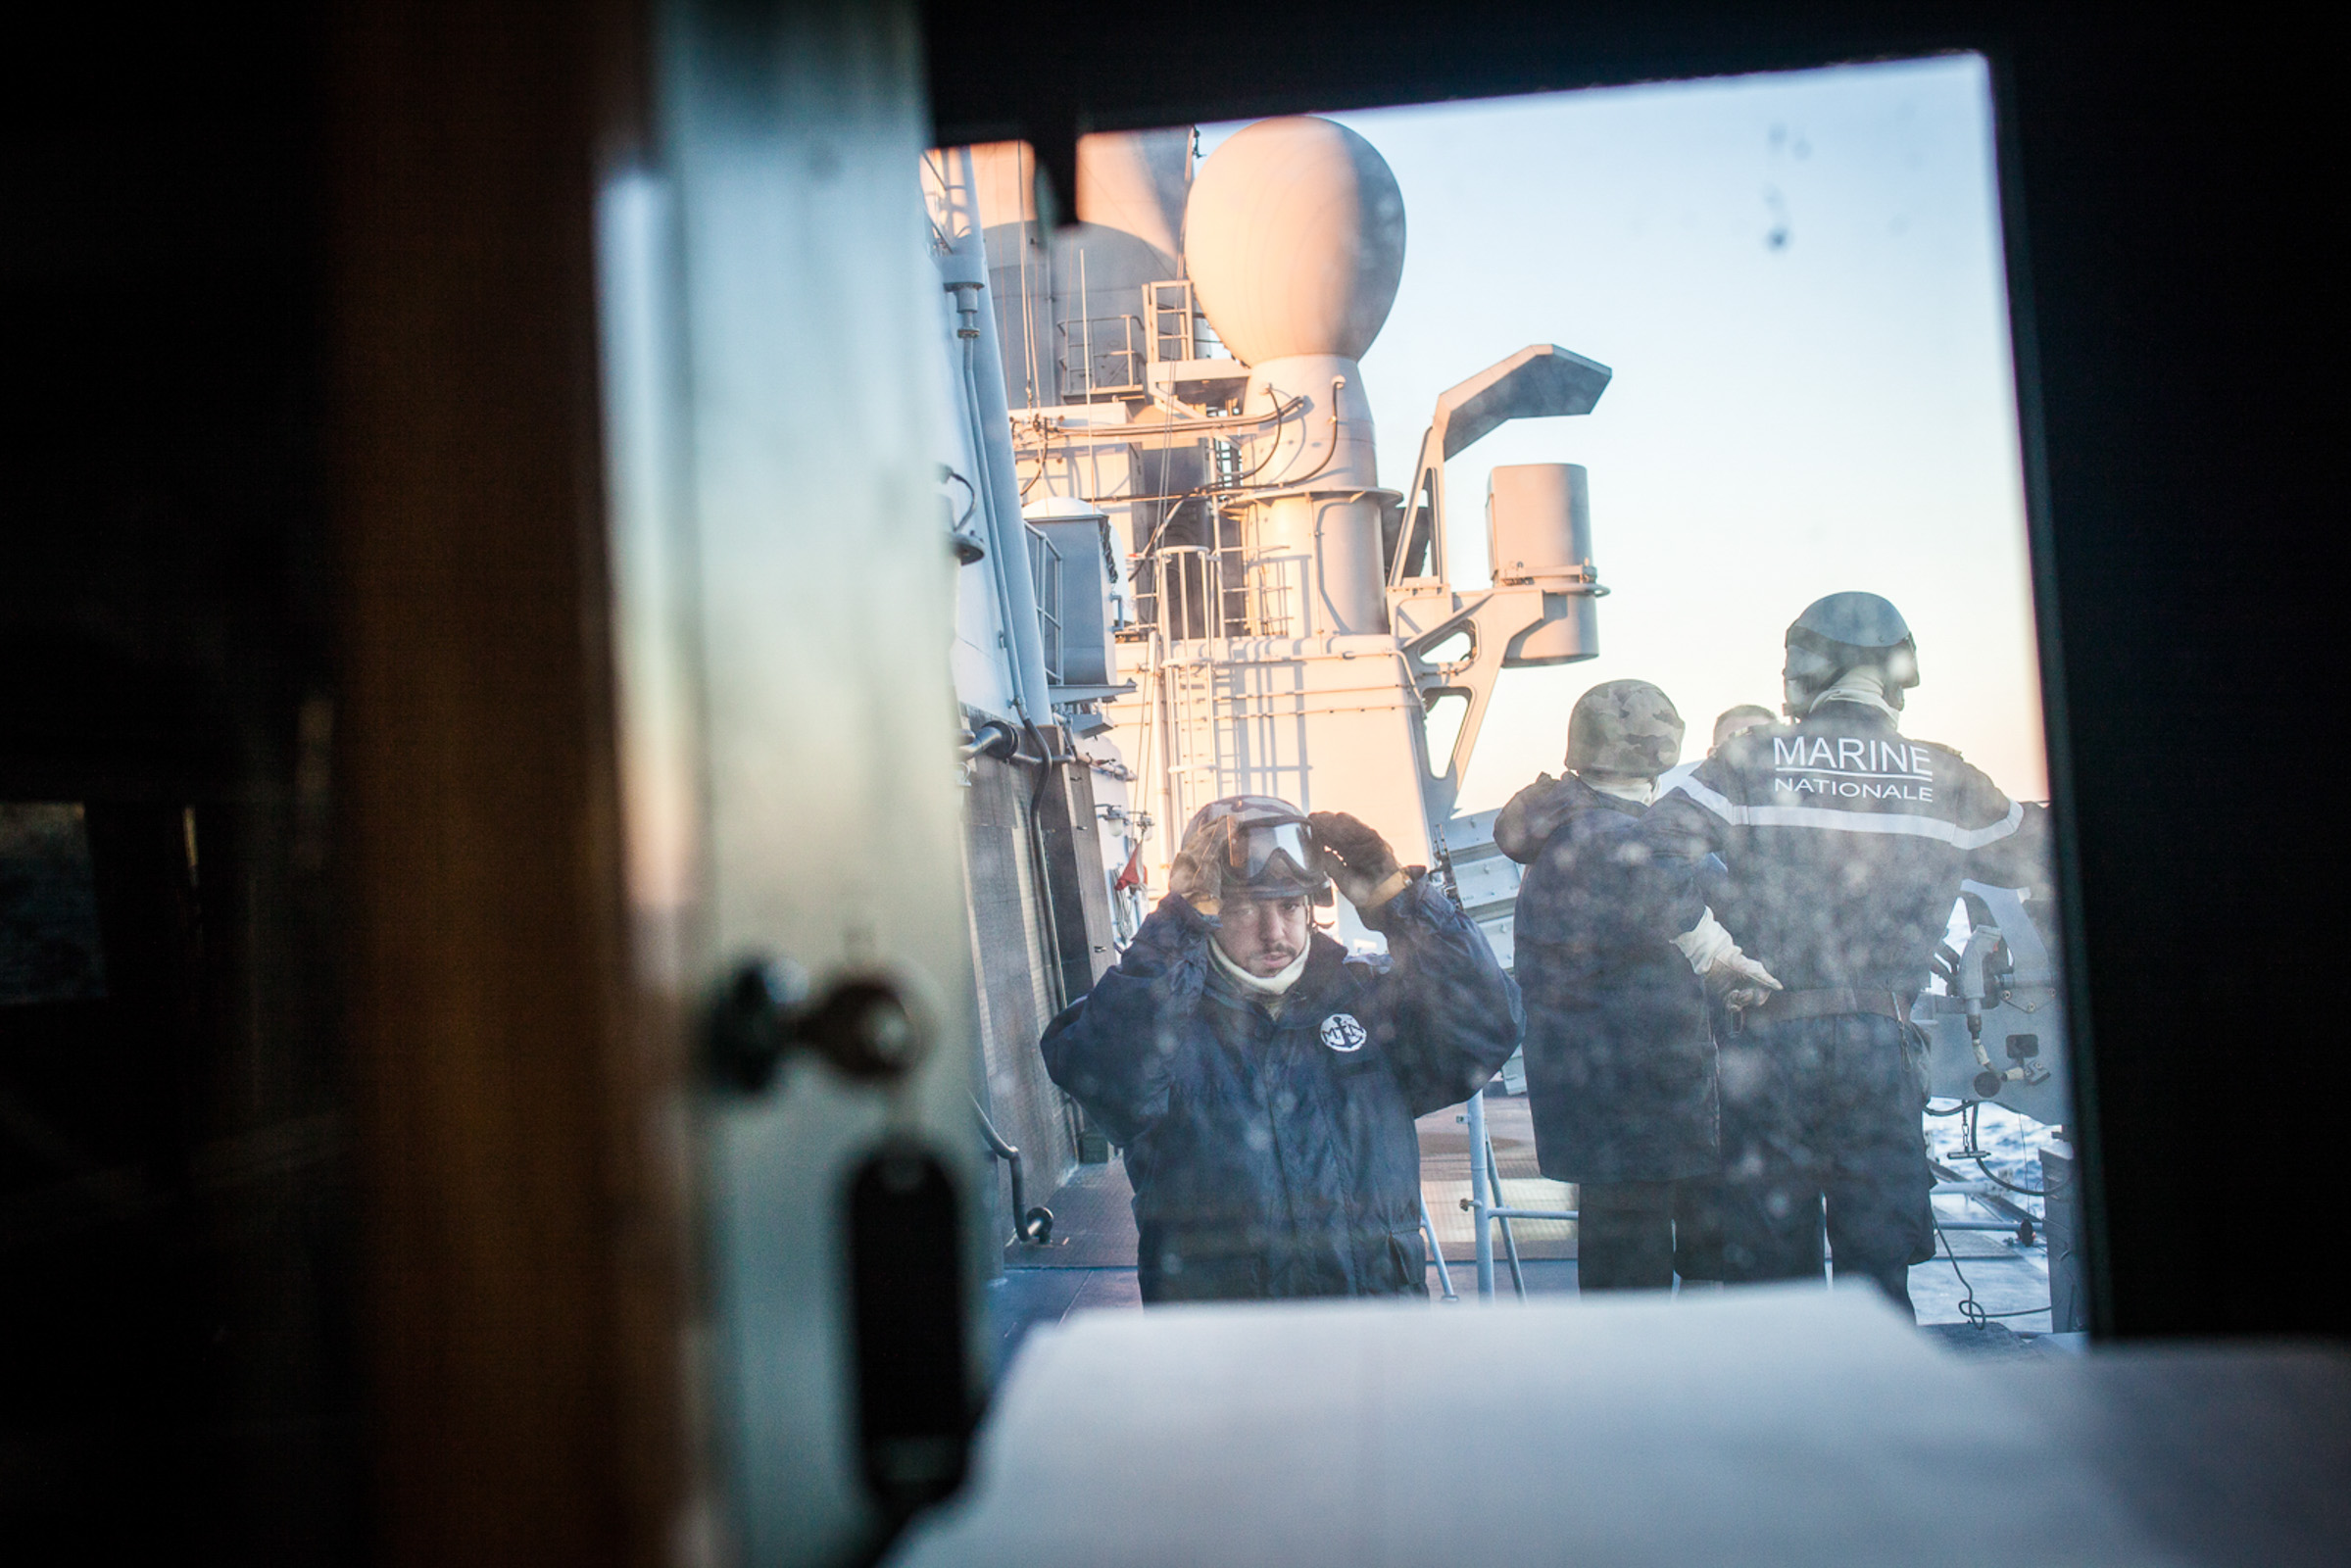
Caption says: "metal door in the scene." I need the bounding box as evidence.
[599,3,989,1560]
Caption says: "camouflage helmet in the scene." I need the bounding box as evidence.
[1566,679,1686,781]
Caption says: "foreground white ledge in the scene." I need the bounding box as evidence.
[889,1285,2347,1568]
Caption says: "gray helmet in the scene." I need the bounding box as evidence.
[1566,679,1685,781]
[1180,795,1332,902]
[1783,592,1919,716]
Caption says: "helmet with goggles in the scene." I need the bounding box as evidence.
[1180,795,1333,904]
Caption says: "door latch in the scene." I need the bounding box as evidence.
[707,958,927,1092]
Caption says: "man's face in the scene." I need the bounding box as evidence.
[1212,894,1310,977]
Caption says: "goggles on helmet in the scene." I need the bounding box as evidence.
[1228,816,1317,886]
[1183,796,1333,902]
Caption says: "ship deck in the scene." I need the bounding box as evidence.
[989,1091,2059,1368]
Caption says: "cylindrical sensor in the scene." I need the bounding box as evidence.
[1488,463,1592,582]
[1488,463,1599,665]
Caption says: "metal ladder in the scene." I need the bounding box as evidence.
[1144,278,1197,368]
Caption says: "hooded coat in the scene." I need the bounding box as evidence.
[1501,772,1718,1184]
[1041,876,1522,1303]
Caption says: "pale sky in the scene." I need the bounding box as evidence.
[1204,53,2049,810]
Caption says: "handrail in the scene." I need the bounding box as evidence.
[973,1095,1051,1244]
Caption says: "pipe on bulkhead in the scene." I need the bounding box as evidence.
[943,146,1054,725]
[1228,359,1388,635]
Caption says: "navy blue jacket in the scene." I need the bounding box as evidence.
[1041,877,1522,1303]
[1641,705,2050,992]
[1503,775,1717,1184]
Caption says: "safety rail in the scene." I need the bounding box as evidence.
[1057,314,1147,399]
[1458,1091,2049,1306]
[1465,1085,1578,1300]
[1026,522,1063,682]
[1129,539,1298,643]
[974,1094,1053,1246]
[1131,543,1247,643]
[1145,278,1197,366]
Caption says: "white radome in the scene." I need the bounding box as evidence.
[1183,117,1407,366]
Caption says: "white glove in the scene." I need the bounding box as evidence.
[1673,909,1783,1010]
[1704,951,1785,1012]
[1671,908,1737,972]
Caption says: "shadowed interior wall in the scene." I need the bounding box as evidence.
[332,1,689,1563]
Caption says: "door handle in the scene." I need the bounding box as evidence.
[707,958,928,1092]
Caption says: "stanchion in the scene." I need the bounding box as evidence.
[1464,1083,1579,1301]
[1419,1193,1458,1301]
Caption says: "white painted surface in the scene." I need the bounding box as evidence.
[890,1286,2185,1568]
[1184,117,1407,367]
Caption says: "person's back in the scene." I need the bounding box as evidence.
[1504,680,1717,1292]
[1657,705,2041,992]
[1515,788,1711,1181]
[1639,592,2048,1313]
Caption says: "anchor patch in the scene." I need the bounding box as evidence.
[1320,1012,1367,1053]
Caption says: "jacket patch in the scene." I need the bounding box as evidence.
[1320,1012,1368,1053]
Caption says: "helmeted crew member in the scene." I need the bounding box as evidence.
[1496,680,1764,1291]
[1710,704,1777,751]
[1656,705,1777,800]
[1667,699,1788,1286]
[1640,592,2050,1315]
[1042,796,1522,1302]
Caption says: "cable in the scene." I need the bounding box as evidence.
[1934,1217,1989,1328]
[1012,394,1304,478]
[1931,1213,2051,1328]
[941,466,977,530]
[1953,1101,2065,1199]
[1969,1153,2058,1199]
[1015,390,1309,514]
[1136,493,1200,559]
[1240,381,1346,491]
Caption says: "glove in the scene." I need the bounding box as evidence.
[1309,811,1411,910]
[1165,818,1227,920]
[1704,950,1784,1013]
[1673,908,1783,1012]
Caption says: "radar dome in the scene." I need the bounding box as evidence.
[1183,118,1406,366]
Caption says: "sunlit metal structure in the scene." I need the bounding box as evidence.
[934,119,1615,959]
